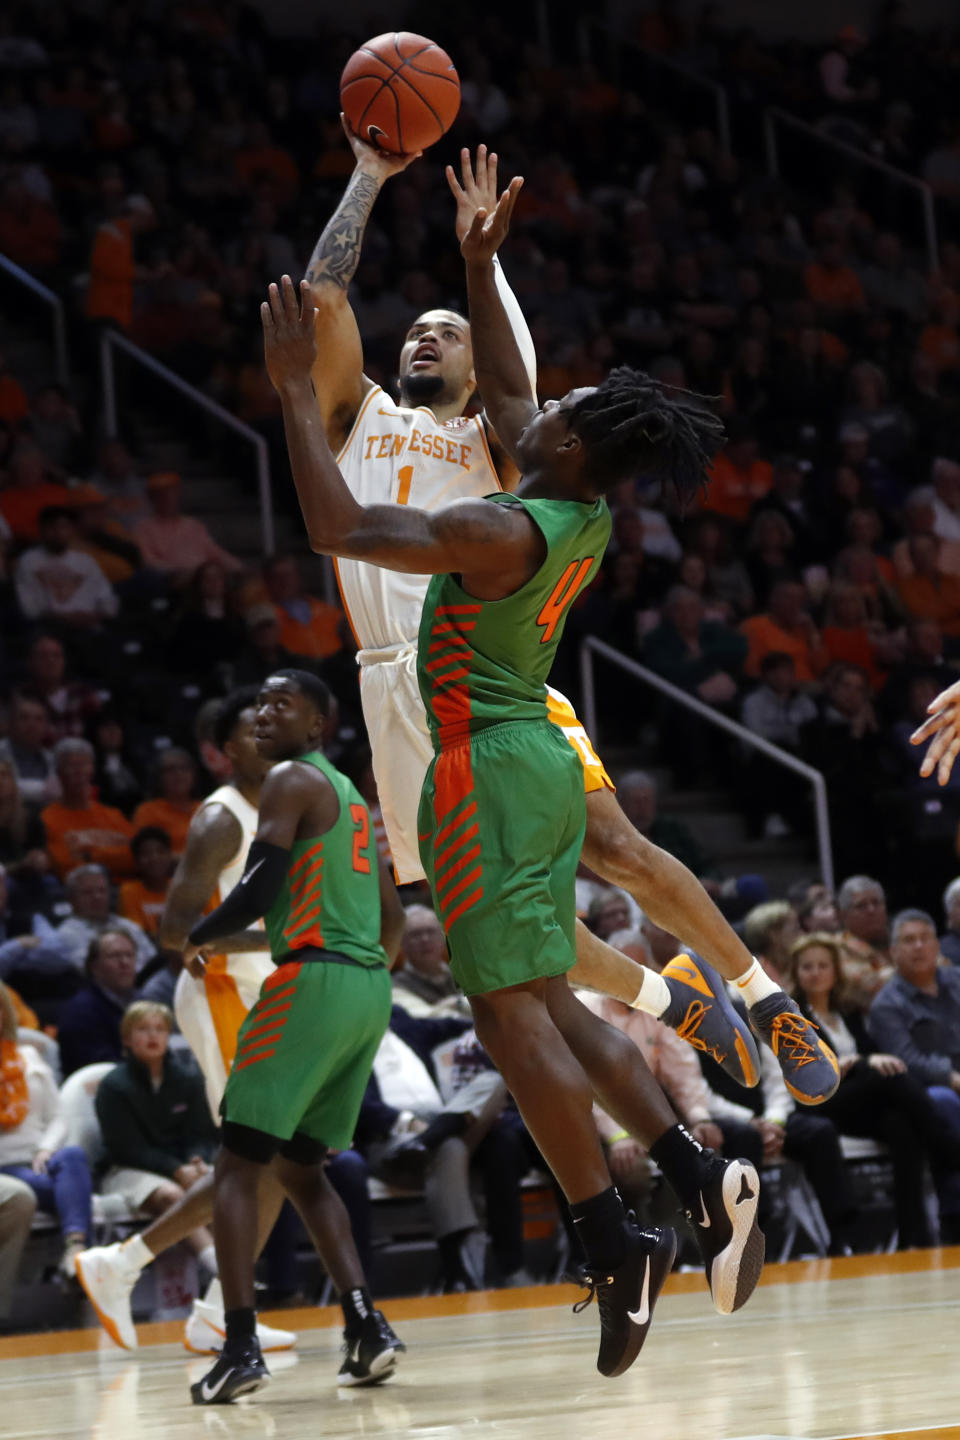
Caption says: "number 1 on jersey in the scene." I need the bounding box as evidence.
[350,804,372,873]
[536,558,595,644]
[396,465,413,506]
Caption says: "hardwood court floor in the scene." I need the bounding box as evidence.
[2,1252,959,1440]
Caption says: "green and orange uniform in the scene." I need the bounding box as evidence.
[221,752,392,1149]
[417,494,612,996]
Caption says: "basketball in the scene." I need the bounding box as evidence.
[340,32,461,156]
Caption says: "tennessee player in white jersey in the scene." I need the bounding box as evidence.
[303,134,837,1109]
[75,689,296,1356]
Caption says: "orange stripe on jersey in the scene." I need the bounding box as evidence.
[202,970,250,1074]
[439,864,483,913]
[264,962,303,992]
[252,997,292,1023]
[435,824,480,876]
[434,799,477,847]
[235,1049,277,1072]
[435,605,483,616]
[287,884,323,928]
[443,887,484,932]
[430,620,478,638]
[435,842,482,893]
[290,842,324,881]
[332,557,361,649]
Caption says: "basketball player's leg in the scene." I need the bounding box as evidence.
[551,689,839,1103]
[192,961,400,1402]
[360,657,433,883]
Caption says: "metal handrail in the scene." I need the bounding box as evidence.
[99,328,274,556]
[764,106,939,273]
[579,635,834,891]
[576,16,731,153]
[0,252,70,387]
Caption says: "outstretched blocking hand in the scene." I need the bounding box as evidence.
[340,113,422,180]
[911,677,960,785]
[262,276,318,393]
[458,177,524,266]
[447,144,502,242]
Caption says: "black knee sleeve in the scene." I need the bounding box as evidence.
[221,1120,282,1165]
[278,1131,329,1166]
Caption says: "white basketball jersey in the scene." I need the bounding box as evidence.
[336,385,500,650]
[198,782,271,991]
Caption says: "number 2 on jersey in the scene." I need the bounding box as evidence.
[350,804,372,873]
[535,558,595,644]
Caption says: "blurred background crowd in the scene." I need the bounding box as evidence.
[2,0,960,1332]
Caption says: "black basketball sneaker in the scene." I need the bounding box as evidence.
[572,1222,677,1378]
[337,1308,406,1387]
[688,1154,765,1315]
[190,1339,270,1405]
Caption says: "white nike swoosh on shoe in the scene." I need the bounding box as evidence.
[198,1371,232,1403]
[698,1193,712,1229]
[627,1257,651,1326]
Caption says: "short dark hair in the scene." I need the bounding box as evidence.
[131,825,172,859]
[568,367,725,502]
[38,505,73,527]
[265,668,331,717]
[85,926,137,977]
[213,685,260,751]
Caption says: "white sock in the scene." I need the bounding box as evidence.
[629,966,672,1018]
[201,1275,223,1308]
[198,1244,218,1277]
[733,958,781,1007]
[119,1234,153,1273]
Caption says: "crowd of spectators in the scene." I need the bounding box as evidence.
[3,0,960,1329]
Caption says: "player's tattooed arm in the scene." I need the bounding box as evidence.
[159,804,266,958]
[305,171,382,292]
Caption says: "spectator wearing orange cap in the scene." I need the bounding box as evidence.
[132,473,242,584]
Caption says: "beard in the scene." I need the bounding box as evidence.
[400,372,446,405]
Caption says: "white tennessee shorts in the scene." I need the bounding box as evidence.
[358,643,613,886]
[174,952,274,1117]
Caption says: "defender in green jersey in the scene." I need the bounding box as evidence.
[261,194,765,1377]
[185,669,405,1403]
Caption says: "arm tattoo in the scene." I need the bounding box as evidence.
[306,172,382,291]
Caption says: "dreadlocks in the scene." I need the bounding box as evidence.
[568,366,725,505]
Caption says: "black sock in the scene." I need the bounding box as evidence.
[340,1285,374,1333]
[437,1227,472,1273]
[570,1186,628,1272]
[416,1112,468,1149]
[649,1123,710,1212]
[224,1307,256,1346]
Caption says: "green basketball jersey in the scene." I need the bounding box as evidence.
[264,751,386,969]
[417,493,611,742]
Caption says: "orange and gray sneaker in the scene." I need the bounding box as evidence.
[747,994,840,1105]
[660,955,760,1089]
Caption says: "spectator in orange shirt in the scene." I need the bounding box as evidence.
[84,184,155,330]
[820,582,889,690]
[804,237,866,321]
[0,444,71,542]
[896,533,960,638]
[741,579,829,683]
[118,827,174,939]
[41,738,134,881]
[703,421,773,525]
[261,552,343,661]
[131,750,199,856]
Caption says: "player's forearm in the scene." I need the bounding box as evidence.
[200,929,271,955]
[189,842,288,947]
[305,166,383,292]
[466,259,537,417]
[278,376,370,548]
[492,257,537,398]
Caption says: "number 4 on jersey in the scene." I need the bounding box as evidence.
[535,558,595,644]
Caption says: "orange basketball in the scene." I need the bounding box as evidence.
[340,32,460,157]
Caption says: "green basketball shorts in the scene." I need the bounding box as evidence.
[418,719,585,996]
[222,951,392,1149]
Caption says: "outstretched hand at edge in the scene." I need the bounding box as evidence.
[262,276,318,393]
